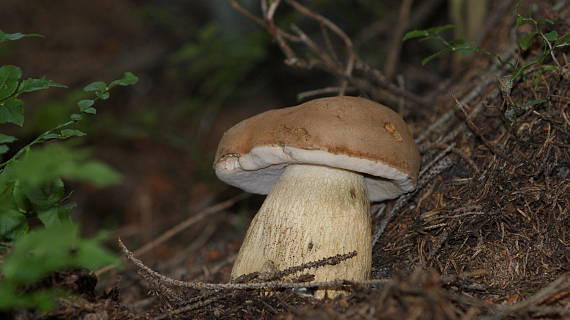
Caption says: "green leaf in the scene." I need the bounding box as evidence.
[71,161,121,186]
[403,25,455,41]
[41,133,60,140]
[24,178,65,210]
[516,16,536,28]
[0,65,22,99]
[83,107,96,115]
[60,129,86,138]
[38,203,75,227]
[0,98,24,126]
[403,30,429,41]
[77,99,94,109]
[0,211,28,240]
[1,221,118,285]
[83,81,107,92]
[70,113,83,121]
[4,144,121,188]
[519,32,536,51]
[0,31,42,43]
[554,33,570,48]
[109,72,139,88]
[421,47,453,65]
[0,134,17,143]
[544,31,558,42]
[426,24,455,34]
[0,145,8,155]
[19,78,67,93]
[96,91,110,100]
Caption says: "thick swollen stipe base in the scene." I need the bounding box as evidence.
[230,164,372,298]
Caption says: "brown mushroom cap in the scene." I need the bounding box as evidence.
[214,96,420,201]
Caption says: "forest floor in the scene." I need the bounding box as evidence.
[2,0,569,319]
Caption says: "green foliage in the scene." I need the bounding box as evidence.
[403,13,570,80]
[172,23,267,104]
[402,24,496,66]
[0,221,117,311]
[0,31,138,311]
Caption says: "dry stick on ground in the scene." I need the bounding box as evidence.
[119,238,389,291]
[95,193,249,276]
[480,273,570,320]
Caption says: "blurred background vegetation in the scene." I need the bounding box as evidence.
[0,0,451,236]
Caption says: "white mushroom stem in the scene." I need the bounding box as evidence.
[230,164,372,298]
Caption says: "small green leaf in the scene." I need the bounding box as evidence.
[544,31,558,41]
[0,145,8,155]
[77,99,94,108]
[83,81,107,92]
[83,107,96,115]
[24,178,65,210]
[403,25,455,41]
[72,161,121,187]
[516,16,536,28]
[4,145,121,188]
[519,32,537,51]
[109,72,139,88]
[0,32,43,43]
[0,65,22,99]
[38,203,75,227]
[554,33,570,48]
[0,98,24,126]
[403,30,428,41]
[70,113,83,121]
[40,133,60,140]
[0,134,17,144]
[20,78,67,93]
[96,91,110,100]
[0,210,28,240]
[426,24,455,34]
[421,47,453,65]
[60,129,86,138]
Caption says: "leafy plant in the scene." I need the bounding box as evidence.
[0,31,138,311]
[403,14,570,79]
[402,24,496,65]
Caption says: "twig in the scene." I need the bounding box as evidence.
[261,251,357,281]
[230,0,426,108]
[297,86,356,101]
[415,43,519,144]
[480,273,570,320]
[95,193,249,276]
[384,0,414,79]
[150,295,222,320]
[119,238,389,290]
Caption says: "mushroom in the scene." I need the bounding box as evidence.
[214,96,420,298]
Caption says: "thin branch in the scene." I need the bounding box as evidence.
[95,193,249,276]
[119,238,389,290]
[297,86,356,101]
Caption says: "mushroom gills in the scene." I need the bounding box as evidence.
[231,164,372,298]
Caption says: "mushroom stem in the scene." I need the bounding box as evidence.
[231,164,372,298]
